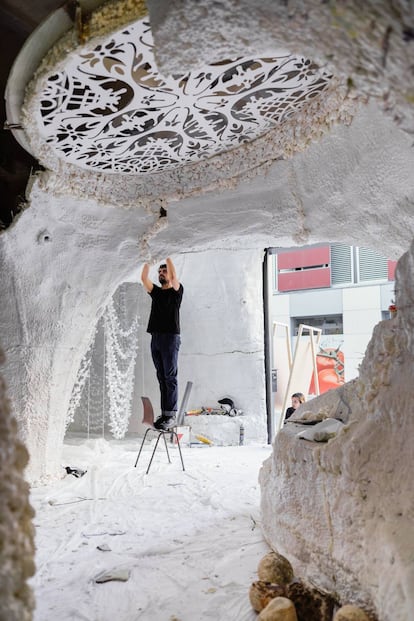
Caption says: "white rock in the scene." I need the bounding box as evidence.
[296,418,345,442]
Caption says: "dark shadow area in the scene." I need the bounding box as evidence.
[0,0,63,229]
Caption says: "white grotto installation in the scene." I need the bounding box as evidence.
[1,0,413,619]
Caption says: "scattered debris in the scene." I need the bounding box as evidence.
[187,396,243,417]
[94,568,130,583]
[48,497,92,506]
[218,397,242,416]
[195,434,213,445]
[250,515,258,530]
[64,466,87,478]
[82,529,126,538]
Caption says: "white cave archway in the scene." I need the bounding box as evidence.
[1,1,413,620]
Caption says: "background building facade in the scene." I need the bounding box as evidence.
[268,244,397,418]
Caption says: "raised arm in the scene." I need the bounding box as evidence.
[166,257,180,291]
[141,263,154,292]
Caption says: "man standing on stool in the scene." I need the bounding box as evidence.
[141,257,184,430]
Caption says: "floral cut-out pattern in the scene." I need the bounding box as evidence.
[37,19,331,174]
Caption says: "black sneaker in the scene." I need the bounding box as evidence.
[153,415,176,431]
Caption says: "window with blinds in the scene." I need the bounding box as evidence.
[357,247,388,282]
[331,244,353,285]
[292,314,343,335]
[272,244,391,291]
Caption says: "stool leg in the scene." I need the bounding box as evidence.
[146,432,167,474]
[162,432,172,463]
[134,428,151,467]
[172,431,185,471]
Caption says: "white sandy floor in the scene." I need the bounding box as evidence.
[29,436,272,621]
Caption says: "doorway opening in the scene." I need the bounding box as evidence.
[263,243,397,438]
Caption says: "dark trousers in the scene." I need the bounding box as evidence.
[150,333,181,416]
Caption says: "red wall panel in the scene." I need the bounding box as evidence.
[278,267,331,291]
[278,246,330,270]
[388,260,397,281]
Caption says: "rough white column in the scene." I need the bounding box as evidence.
[0,182,152,481]
[0,349,35,621]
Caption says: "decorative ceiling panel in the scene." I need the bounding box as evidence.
[36,18,331,174]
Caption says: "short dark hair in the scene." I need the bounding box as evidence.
[159,263,167,269]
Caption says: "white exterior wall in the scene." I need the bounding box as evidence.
[342,286,383,380]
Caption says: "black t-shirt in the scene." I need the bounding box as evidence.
[146,284,184,334]
[284,407,295,422]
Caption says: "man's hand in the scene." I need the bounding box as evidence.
[166,257,180,291]
[141,263,153,292]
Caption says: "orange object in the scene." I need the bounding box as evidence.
[309,347,345,395]
[317,368,344,393]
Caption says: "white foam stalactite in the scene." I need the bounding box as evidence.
[103,291,139,439]
[65,327,97,430]
[83,323,106,435]
[66,285,139,439]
